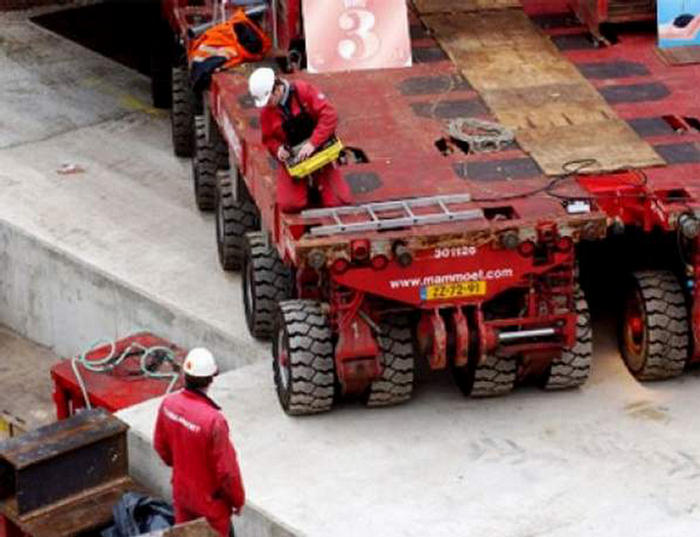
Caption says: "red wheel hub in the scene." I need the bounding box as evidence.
[624,292,645,357]
[628,315,643,340]
[279,348,289,368]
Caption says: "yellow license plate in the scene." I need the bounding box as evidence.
[421,281,487,300]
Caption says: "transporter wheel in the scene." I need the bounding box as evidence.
[365,316,415,407]
[453,352,516,398]
[243,232,291,339]
[216,170,259,271]
[542,285,593,390]
[171,64,195,157]
[192,116,216,211]
[469,353,517,397]
[273,300,335,415]
[620,270,689,380]
[192,116,228,211]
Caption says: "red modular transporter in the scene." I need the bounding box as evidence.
[185,0,700,415]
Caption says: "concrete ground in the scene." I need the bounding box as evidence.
[121,316,700,537]
[0,8,266,366]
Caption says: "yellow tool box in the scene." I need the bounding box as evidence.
[286,137,344,179]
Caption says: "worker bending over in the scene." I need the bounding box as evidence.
[249,67,352,213]
[154,348,244,537]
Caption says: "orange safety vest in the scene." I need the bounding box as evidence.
[189,9,271,69]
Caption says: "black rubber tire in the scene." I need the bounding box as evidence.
[620,270,689,380]
[453,351,516,398]
[242,232,291,339]
[365,316,415,407]
[171,65,195,157]
[273,300,335,415]
[216,171,259,271]
[542,285,593,390]
[470,353,517,397]
[192,116,227,211]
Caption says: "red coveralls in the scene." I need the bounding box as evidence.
[260,80,353,213]
[154,389,245,537]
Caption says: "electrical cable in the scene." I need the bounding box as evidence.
[71,334,181,410]
[467,158,597,203]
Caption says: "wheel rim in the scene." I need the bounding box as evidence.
[276,326,291,391]
[623,288,646,372]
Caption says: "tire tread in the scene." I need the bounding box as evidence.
[274,301,335,415]
[171,65,194,157]
[624,270,688,381]
[543,285,593,390]
[366,317,415,407]
[244,232,290,339]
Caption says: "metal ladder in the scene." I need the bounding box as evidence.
[301,194,483,236]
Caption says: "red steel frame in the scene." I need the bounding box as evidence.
[162,0,302,55]
[568,0,656,40]
[51,333,185,420]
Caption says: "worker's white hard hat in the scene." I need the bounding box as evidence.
[183,347,218,378]
[249,67,275,108]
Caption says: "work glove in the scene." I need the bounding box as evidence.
[277,146,290,161]
[297,141,315,161]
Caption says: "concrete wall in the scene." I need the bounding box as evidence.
[0,218,261,370]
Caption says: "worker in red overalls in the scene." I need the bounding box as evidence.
[154,348,244,537]
[249,67,352,213]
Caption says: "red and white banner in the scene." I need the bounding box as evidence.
[303,0,412,73]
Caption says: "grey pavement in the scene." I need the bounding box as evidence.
[0,11,266,364]
[121,317,700,537]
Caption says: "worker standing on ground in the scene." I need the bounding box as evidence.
[154,348,244,537]
[249,67,352,213]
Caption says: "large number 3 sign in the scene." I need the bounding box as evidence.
[337,9,380,60]
[304,0,411,73]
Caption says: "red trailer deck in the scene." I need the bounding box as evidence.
[211,62,608,231]
[193,0,700,414]
[51,333,185,420]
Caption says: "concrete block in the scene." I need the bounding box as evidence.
[0,219,263,370]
